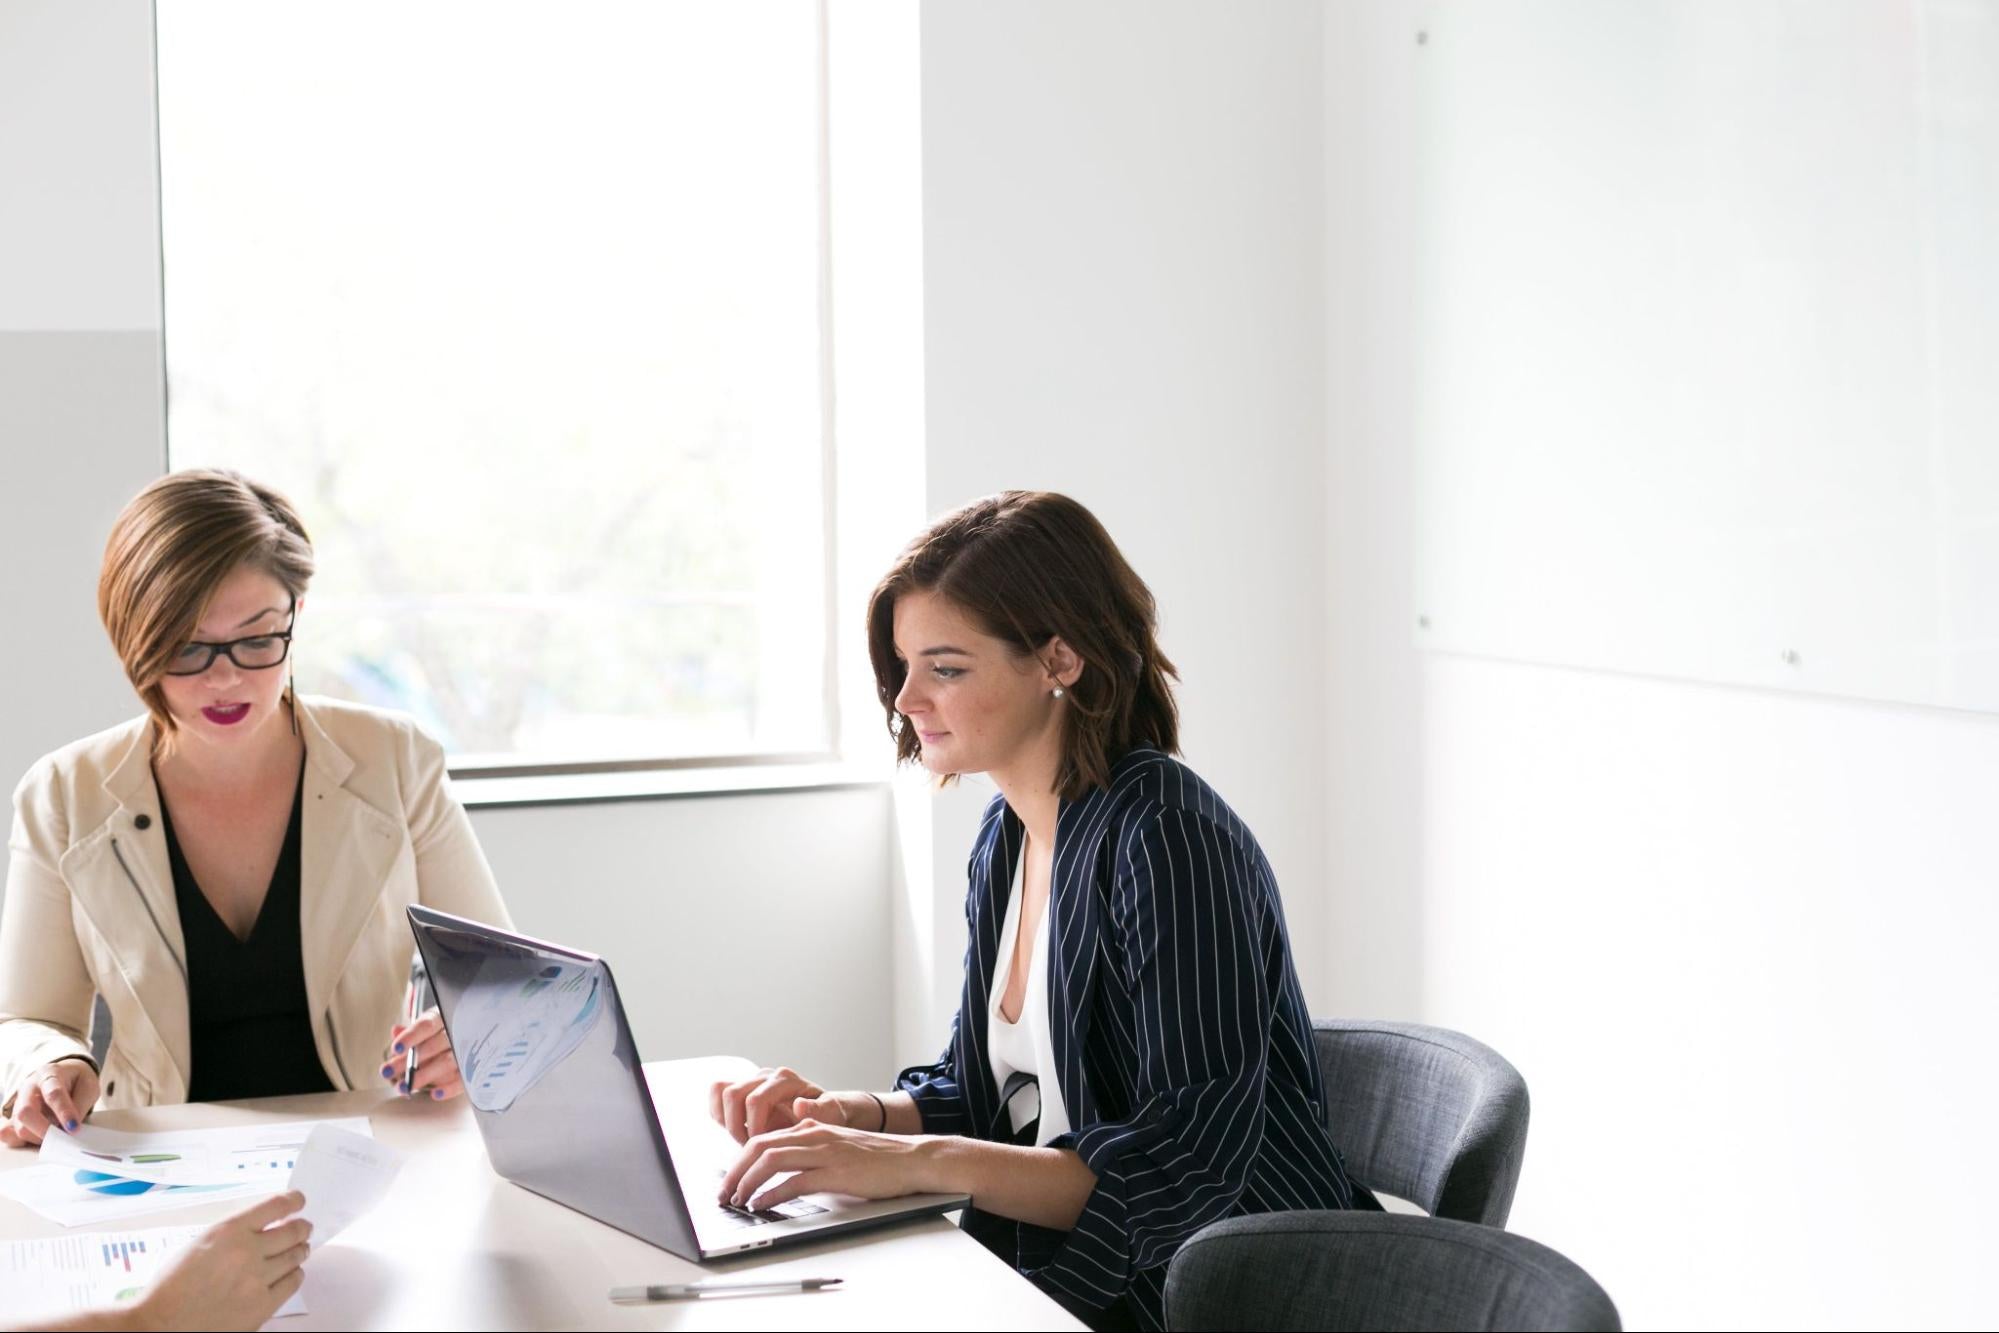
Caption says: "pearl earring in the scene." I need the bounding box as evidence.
[1052,686,1066,699]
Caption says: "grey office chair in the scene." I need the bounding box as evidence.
[1314,1019,1530,1227]
[1164,1212,1620,1332]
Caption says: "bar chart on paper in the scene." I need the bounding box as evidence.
[17,1228,166,1306]
[0,1225,307,1318]
[100,1235,147,1275]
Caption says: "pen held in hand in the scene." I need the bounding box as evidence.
[401,978,421,1094]
[609,1277,843,1303]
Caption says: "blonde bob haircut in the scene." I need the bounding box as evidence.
[97,469,314,747]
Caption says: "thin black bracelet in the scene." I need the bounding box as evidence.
[865,1090,888,1133]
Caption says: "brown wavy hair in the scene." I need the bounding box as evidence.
[98,470,315,746]
[867,491,1178,798]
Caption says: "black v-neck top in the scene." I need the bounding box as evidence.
[161,764,334,1102]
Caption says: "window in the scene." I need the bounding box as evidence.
[156,1,833,771]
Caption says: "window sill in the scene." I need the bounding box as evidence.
[454,761,890,810]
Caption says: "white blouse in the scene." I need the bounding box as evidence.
[986,848,1071,1146]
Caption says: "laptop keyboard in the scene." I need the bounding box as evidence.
[712,1198,830,1231]
[705,1168,830,1232]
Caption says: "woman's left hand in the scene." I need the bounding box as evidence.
[378,1007,463,1101]
[719,1120,941,1211]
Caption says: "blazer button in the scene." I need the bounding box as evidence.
[134,814,152,831]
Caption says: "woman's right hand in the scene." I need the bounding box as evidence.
[709,1067,869,1144]
[132,1190,312,1331]
[0,1058,101,1148]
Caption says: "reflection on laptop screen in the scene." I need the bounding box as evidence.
[453,955,604,1112]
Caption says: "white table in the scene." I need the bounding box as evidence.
[0,1062,1085,1332]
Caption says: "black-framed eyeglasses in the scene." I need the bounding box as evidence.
[162,602,297,676]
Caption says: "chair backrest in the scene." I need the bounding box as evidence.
[1313,1019,1529,1226]
[1164,1212,1620,1333]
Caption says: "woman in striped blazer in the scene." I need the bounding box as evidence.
[712,492,1369,1331]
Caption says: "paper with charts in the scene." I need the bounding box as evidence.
[0,1117,372,1227]
[0,1224,308,1321]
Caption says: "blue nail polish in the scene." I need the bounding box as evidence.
[398,1081,410,1095]
[65,1119,78,1132]
[393,1042,406,1054]
[381,1067,395,1080]
[430,1088,444,1100]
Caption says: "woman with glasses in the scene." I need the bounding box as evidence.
[0,470,512,1144]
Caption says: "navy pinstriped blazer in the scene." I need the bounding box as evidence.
[895,748,1358,1330]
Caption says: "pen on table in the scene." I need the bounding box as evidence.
[609,1278,843,1303]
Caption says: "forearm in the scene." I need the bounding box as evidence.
[876,1090,924,1135]
[0,873,99,1102]
[0,1025,93,1117]
[918,1136,1098,1231]
[834,1089,926,1135]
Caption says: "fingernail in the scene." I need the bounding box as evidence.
[65,1119,78,1132]
[393,1042,406,1054]
[381,1067,395,1080]
[430,1088,444,1100]
[398,1081,410,1095]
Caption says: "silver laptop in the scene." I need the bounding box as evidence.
[407,905,968,1259]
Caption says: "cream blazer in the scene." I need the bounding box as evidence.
[0,695,512,1112]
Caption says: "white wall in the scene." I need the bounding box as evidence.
[0,1,166,791]
[466,787,894,1089]
[912,0,1335,1051]
[1322,1,1426,1025]
[1421,658,1999,1331]
[1326,3,1999,1328]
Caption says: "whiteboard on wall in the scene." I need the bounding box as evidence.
[1411,1,1999,714]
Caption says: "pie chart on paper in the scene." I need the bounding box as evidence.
[72,1170,237,1198]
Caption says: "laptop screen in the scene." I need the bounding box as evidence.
[407,906,701,1259]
